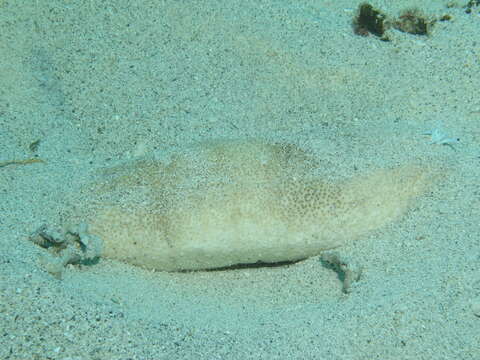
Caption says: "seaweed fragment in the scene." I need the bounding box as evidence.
[0,158,45,168]
[353,3,389,38]
[465,0,480,13]
[393,8,436,35]
[29,139,41,152]
[352,3,437,39]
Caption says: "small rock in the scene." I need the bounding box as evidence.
[471,300,480,317]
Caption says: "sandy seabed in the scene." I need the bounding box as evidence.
[1,0,479,359]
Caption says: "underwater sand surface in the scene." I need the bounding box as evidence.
[1,0,479,358]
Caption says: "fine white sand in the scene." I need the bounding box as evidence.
[1,0,479,359]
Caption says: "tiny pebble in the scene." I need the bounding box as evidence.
[471,300,480,317]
